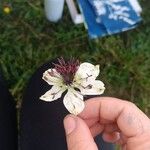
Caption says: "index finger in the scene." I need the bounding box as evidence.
[79,97,150,138]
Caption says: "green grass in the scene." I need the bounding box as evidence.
[0,0,150,115]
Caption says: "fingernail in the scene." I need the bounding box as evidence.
[64,115,76,135]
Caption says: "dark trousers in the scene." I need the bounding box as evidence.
[0,74,17,150]
[0,61,114,150]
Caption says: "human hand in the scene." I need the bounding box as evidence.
[63,97,150,150]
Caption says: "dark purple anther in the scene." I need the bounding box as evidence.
[54,58,80,85]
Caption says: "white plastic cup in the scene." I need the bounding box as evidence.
[44,0,65,22]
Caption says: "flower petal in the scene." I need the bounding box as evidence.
[74,62,100,82]
[79,80,105,95]
[40,85,66,102]
[42,69,63,86]
[63,89,84,115]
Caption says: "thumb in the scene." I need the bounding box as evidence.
[63,115,98,150]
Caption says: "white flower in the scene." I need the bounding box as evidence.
[40,58,105,115]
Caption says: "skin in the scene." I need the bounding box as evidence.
[63,97,150,150]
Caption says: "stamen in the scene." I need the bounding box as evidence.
[54,57,80,85]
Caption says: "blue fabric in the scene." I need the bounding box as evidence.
[77,0,142,38]
[77,0,107,38]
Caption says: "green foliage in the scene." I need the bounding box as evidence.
[0,1,150,115]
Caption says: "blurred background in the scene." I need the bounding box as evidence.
[0,0,150,115]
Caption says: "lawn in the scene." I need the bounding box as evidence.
[0,0,150,115]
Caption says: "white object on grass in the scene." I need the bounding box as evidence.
[66,0,84,24]
[44,0,65,22]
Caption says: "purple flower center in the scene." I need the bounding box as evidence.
[54,58,80,85]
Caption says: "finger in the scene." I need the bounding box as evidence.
[84,118,99,127]
[90,123,104,137]
[64,115,98,150]
[90,123,119,138]
[102,132,120,143]
[104,123,119,133]
[115,133,127,145]
[79,97,150,138]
